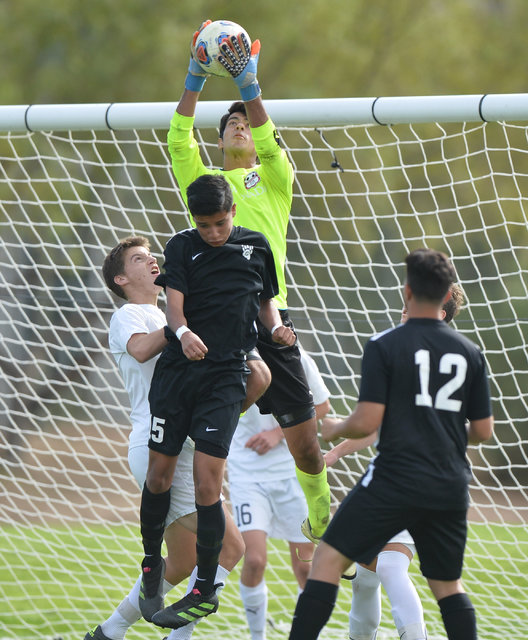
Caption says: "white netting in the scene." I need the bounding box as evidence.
[0,105,527,640]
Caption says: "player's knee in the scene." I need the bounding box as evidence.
[243,358,271,410]
[376,550,411,583]
[289,435,323,471]
[220,521,246,569]
[145,469,172,494]
[243,547,267,577]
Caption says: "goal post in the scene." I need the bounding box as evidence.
[0,96,527,640]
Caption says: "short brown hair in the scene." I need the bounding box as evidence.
[102,236,150,300]
[405,248,456,304]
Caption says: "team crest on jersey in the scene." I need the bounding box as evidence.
[242,245,254,260]
[244,171,261,190]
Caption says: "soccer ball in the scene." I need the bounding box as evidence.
[192,20,251,78]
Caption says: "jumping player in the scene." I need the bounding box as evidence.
[138,174,295,630]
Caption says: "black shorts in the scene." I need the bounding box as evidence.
[148,350,248,459]
[323,480,468,581]
[255,309,315,428]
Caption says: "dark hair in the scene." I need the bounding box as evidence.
[218,101,247,139]
[102,236,150,300]
[405,248,456,304]
[443,282,464,324]
[186,174,234,217]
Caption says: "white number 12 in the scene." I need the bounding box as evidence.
[414,349,467,412]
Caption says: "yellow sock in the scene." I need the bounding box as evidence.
[295,463,331,538]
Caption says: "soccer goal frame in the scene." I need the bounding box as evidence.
[1,95,527,640]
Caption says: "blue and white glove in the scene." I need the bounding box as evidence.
[185,20,211,92]
[218,33,261,102]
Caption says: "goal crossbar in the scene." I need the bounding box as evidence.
[2,92,528,132]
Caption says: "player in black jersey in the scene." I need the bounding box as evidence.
[289,249,494,640]
[138,174,296,630]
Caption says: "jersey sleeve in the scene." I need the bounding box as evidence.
[167,111,213,204]
[259,234,279,300]
[161,234,189,295]
[358,338,389,405]
[109,306,149,354]
[466,350,493,420]
[250,118,294,202]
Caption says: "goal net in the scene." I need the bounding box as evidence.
[1,97,527,640]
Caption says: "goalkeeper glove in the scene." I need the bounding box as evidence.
[185,20,211,92]
[218,33,261,102]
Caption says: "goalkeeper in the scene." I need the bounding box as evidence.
[168,21,331,544]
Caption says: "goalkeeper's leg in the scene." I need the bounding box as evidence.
[283,418,330,539]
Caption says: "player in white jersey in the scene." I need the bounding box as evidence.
[227,348,331,640]
[321,282,465,640]
[84,236,244,640]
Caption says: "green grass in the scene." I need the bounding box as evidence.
[1,521,527,639]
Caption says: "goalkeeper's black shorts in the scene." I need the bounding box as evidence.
[254,309,315,429]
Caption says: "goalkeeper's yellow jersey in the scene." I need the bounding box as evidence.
[167,111,293,310]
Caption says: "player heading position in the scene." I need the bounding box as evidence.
[168,22,331,543]
[138,174,295,630]
[85,236,244,640]
[289,249,494,640]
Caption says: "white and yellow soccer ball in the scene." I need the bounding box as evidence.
[192,20,251,77]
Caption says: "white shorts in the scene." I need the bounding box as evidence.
[128,438,196,526]
[229,477,308,543]
[387,529,416,554]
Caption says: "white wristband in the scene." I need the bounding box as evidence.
[270,323,282,335]
[175,325,191,340]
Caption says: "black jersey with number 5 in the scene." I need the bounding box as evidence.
[161,225,278,362]
[358,318,492,509]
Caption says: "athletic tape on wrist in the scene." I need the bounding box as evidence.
[270,323,282,335]
[240,81,261,102]
[176,325,191,340]
[185,72,207,93]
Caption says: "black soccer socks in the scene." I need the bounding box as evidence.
[194,500,225,596]
[439,592,477,640]
[140,484,171,564]
[289,579,338,639]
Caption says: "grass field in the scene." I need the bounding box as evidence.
[1,521,527,639]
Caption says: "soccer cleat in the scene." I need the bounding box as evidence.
[139,557,166,622]
[83,625,112,640]
[301,518,322,544]
[151,587,219,629]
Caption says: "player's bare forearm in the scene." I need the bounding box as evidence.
[165,286,208,360]
[322,428,377,467]
[467,415,494,444]
[176,88,200,118]
[165,287,187,332]
[245,96,268,128]
[126,328,167,363]
[258,298,295,346]
[320,402,385,442]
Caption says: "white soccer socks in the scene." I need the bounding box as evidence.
[348,564,381,640]
[239,578,268,640]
